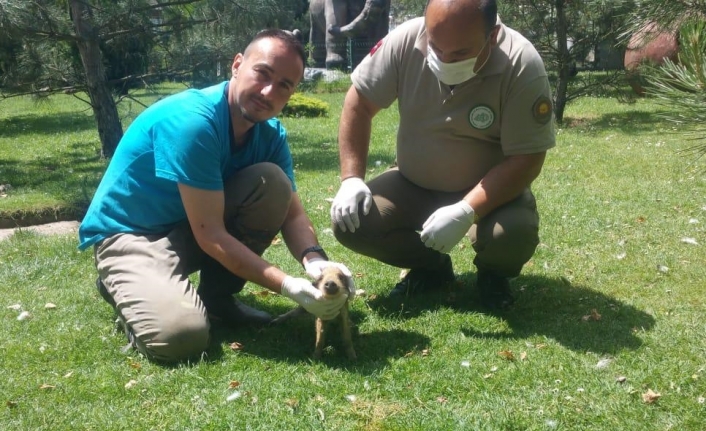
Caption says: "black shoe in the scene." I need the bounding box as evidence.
[201,295,273,327]
[96,277,116,308]
[477,270,514,309]
[390,254,455,296]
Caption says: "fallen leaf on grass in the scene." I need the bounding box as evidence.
[498,350,515,361]
[596,358,612,369]
[681,237,698,245]
[642,389,661,403]
[698,396,705,404]
[254,290,271,297]
[436,396,448,403]
[616,376,627,383]
[6,400,18,408]
[228,381,240,389]
[345,395,356,403]
[44,303,57,309]
[520,351,528,361]
[7,304,22,311]
[421,349,430,357]
[129,361,141,370]
[285,398,299,409]
[226,391,241,402]
[582,309,601,321]
[39,384,55,390]
[17,311,31,321]
[63,372,73,378]
[229,342,244,351]
[124,380,137,389]
[270,237,282,245]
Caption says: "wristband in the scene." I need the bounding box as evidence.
[300,245,328,261]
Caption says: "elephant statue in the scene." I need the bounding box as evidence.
[308,0,390,70]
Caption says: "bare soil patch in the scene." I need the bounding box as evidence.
[0,220,80,241]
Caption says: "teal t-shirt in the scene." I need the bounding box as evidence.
[78,81,295,250]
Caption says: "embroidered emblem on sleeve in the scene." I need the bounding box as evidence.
[369,39,383,56]
[532,96,553,124]
[468,105,495,130]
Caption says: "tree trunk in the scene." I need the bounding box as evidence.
[554,0,569,124]
[69,0,123,158]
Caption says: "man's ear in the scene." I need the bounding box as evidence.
[490,24,501,46]
[231,53,244,77]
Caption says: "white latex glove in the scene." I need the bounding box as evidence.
[330,177,373,233]
[420,200,475,253]
[304,258,357,300]
[281,276,347,320]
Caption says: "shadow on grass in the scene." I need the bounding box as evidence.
[562,109,673,134]
[366,272,655,355]
[105,271,653,369]
[0,149,104,227]
[203,301,430,372]
[0,112,96,138]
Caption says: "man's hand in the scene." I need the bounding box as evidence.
[330,177,373,232]
[304,258,357,300]
[420,201,475,253]
[281,276,347,320]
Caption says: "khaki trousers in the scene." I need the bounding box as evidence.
[93,162,292,362]
[333,168,540,278]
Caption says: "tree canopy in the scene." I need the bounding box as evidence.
[0,0,308,157]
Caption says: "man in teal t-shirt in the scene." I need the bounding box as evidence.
[79,29,353,363]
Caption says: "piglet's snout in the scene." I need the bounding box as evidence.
[324,280,340,296]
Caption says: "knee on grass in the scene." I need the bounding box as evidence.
[133,312,211,363]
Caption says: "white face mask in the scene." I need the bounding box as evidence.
[426,37,490,86]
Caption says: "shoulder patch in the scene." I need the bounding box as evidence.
[369,39,383,56]
[532,96,553,124]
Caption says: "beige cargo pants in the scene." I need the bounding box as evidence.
[93,162,292,362]
[333,168,540,278]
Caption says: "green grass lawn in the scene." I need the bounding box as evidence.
[1,83,705,430]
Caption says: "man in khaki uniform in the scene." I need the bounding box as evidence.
[330,0,555,308]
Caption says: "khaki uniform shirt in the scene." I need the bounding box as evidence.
[351,17,556,192]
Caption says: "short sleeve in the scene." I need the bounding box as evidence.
[153,105,224,190]
[500,55,556,155]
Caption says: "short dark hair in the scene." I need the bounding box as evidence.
[425,0,498,37]
[247,29,306,71]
